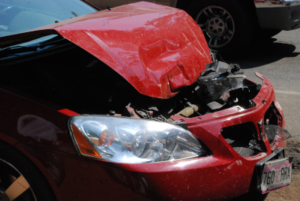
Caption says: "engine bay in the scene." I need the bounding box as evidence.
[0,39,262,123]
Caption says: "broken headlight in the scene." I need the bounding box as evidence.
[69,116,209,163]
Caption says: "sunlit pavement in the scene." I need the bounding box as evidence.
[228,29,300,143]
[227,29,300,201]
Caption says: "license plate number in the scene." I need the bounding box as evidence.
[261,157,292,194]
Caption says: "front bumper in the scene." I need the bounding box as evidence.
[255,0,300,30]
[41,73,287,201]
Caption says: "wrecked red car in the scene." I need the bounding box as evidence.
[0,1,292,201]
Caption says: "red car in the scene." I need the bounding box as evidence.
[0,0,292,201]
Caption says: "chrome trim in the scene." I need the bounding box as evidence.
[255,0,300,8]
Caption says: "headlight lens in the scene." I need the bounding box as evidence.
[69,116,209,163]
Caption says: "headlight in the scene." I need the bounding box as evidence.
[69,116,209,163]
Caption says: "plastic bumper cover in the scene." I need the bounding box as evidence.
[49,73,287,201]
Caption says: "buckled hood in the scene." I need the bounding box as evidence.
[0,2,211,99]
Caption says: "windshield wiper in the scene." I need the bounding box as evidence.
[0,45,39,56]
[39,36,67,47]
[0,37,68,58]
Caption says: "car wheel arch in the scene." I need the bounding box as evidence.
[185,0,259,54]
[183,0,259,27]
[0,140,61,201]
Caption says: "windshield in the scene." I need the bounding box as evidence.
[0,0,98,37]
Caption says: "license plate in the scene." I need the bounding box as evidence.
[261,158,292,194]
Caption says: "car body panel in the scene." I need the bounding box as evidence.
[0,2,288,201]
[0,2,211,99]
[1,73,285,201]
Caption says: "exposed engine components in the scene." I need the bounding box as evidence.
[118,61,262,123]
[197,61,245,103]
[194,61,261,111]
[168,104,199,122]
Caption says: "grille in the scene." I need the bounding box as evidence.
[221,122,264,157]
[224,138,257,157]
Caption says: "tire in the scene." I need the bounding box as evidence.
[0,141,56,201]
[187,0,256,55]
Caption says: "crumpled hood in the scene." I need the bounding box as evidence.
[0,2,211,99]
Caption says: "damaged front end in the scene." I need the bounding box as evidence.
[124,58,259,124]
[0,2,293,200]
[109,57,287,160]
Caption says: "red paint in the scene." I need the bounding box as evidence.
[58,109,79,116]
[2,72,285,201]
[0,2,211,99]
[0,2,288,201]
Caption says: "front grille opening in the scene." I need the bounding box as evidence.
[264,102,283,144]
[221,122,266,157]
[264,102,282,127]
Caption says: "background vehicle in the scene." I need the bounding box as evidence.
[88,0,300,54]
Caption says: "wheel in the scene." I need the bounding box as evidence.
[0,141,56,201]
[187,0,255,54]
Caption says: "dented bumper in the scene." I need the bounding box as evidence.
[0,1,292,200]
[48,73,288,201]
[117,73,286,200]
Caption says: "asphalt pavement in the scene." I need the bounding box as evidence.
[227,29,300,143]
[226,29,300,201]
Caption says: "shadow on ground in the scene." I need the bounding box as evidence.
[230,191,268,201]
[224,38,299,69]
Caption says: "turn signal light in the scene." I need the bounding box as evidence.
[71,123,101,158]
